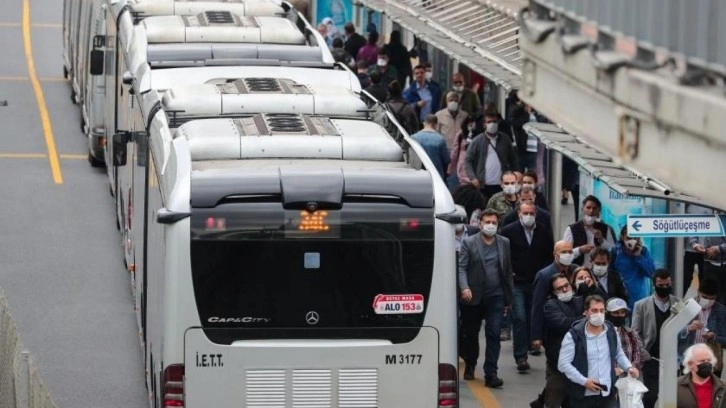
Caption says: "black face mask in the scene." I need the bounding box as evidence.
[697,362,713,378]
[654,286,672,298]
[608,315,626,327]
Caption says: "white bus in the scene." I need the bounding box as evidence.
[66,0,325,167]
[115,76,370,299]
[117,83,460,404]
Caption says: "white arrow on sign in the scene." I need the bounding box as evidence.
[627,214,725,237]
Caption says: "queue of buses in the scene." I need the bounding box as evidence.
[63,0,461,406]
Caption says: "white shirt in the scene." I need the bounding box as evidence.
[563,223,615,267]
[484,134,502,185]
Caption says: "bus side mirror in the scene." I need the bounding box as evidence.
[90,50,104,75]
[157,208,191,224]
[112,132,129,166]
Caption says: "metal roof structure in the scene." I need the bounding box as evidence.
[355,0,525,89]
[524,123,717,210]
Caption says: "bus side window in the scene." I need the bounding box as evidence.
[90,35,104,75]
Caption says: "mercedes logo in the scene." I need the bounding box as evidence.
[305,311,320,325]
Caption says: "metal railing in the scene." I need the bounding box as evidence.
[0,289,58,408]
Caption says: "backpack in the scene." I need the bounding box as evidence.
[387,101,416,135]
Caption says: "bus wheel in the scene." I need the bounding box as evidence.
[88,152,104,168]
[63,65,68,79]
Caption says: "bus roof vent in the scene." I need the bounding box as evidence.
[265,114,306,132]
[215,78,312,95]
[245,78,282,92]
[203,10,235,25]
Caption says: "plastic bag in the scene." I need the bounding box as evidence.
[616,376,649,408]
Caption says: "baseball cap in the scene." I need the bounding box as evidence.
[606,297,628,312]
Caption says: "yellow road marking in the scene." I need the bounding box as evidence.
[23,0,63,184]
[459,360,501,408]
[0,76,68,82]
[0,153,86,160]
[0,22,61,28]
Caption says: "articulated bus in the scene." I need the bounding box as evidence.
[116,77,370,325]
[117,79,460,404]
[64,0,322,167]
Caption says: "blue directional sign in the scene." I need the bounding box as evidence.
[627,214,726,237]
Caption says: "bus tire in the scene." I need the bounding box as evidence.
[88,152,104,168]
[63,65,68,79]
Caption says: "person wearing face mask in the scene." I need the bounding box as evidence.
[465,109,518,199]
[454,205,480,253]
[632,268,680,408]
[367,47,398,87]
[538,274,584,408]
[500,202,554,372]
[531,241,579,361]
[571,267,602,298]
[613,225,657,310]
[422,62,440,89]
[404,65,442,126]
[606,297,647,376]
[441,73,481,117]
[522,170,549,211]
[677,343,726,408]
[435,92,468,152]
[448,117,477,189]
[680,279,726,377]
[458,209,513,387]
[485,172,520,224]
[510,99,543,173]
[562,195,616,268]
[559,295,639,407]
[501,185,552,232]
[589,248,628,303]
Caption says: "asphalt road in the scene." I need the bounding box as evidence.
[0,0,147,407]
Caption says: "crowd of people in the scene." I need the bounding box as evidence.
[292,9,726,406]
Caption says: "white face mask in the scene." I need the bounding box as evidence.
[514,184,522,193]
[486,122,498,135]
[425,71,433,80]
[453,85,464,92]
[557,291,574,303]
[377,58,388,67]
[447,101,459,112]
[502,185,517,195]
[588,313,605,327]
[523,182,536,189]
[583,215,596,226]
[592,264,608,277]
[558,253,574,266]
[521,215,535,228]
[481,224,498,237]
[625,239,638,250]
[699,297,715,309]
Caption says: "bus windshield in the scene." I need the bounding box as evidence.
[190,202,435,342]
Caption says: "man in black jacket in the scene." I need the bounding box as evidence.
[343,22,366,62]
[541,274,584,408]
[590,247,628,302]
[500,202,554,372]
[562,195,616,267]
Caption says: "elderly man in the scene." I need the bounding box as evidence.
[677,343,726,408]
[435,91,468,151]
[441,72,481,117]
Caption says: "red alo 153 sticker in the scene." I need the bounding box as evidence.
[372,294,424,314]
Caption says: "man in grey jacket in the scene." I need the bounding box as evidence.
[632,268,680,408]
[464,110,518,199]
[458,208,514,387]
